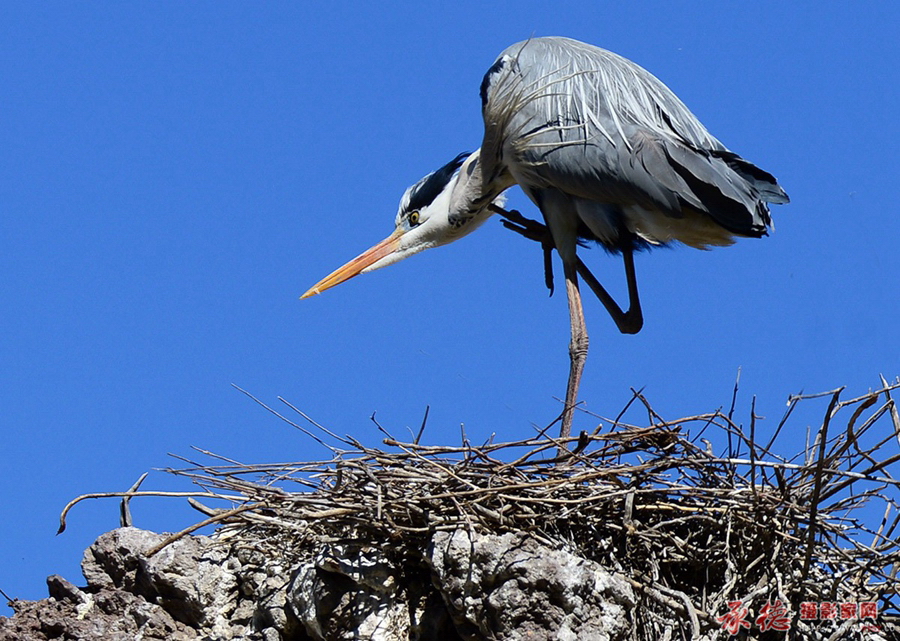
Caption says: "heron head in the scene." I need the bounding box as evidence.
[302,150,499,298]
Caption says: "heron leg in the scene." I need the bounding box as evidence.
[561,259,588,443]
[622,247,643,331]
[575,247,643,334]
[494,205,643,335]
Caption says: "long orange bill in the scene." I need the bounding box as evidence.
[301,230,402,299]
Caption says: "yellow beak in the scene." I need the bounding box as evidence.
[301,229,403,299]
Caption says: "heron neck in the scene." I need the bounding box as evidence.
[451,149,507,218]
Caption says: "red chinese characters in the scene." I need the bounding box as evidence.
[718,599,879,634]
[716,601,752,635]
[756,600,791,632]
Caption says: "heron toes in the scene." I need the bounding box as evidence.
[495,207,555,246]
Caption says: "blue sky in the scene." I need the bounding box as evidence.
[2,2,898,610]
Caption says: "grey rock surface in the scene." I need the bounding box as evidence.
[2,571,197,641]
[429,530,635,641]
[290,542,409,640]
[0,527,636,640]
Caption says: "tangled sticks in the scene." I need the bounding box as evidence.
[61,380,900,638]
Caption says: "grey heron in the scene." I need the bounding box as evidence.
[303,37,788,441]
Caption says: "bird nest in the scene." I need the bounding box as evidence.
[61,380,900,639]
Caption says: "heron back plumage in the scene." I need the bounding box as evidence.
[479,37,788,252]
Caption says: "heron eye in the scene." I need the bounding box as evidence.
[408,211,420,226]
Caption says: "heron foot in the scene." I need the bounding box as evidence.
[491,206,556,294]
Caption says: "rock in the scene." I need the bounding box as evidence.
[428,530,635,641]
[1,526,636,640]
[79,526,153,591]
[46,574,87,604]
[289,543,409,640]
[81,527,240,635]
[0,583,197,641]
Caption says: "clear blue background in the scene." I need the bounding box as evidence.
[2,2,898,611]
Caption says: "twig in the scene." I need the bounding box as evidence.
[58,490,245,534]
[145,504,260,557]
[415,405,430,444]
[119,472,149,528]
[799,389,842,585]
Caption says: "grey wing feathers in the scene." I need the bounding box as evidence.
[481,37,788,240]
